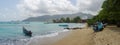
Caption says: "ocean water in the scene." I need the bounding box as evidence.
[0,22,85,45]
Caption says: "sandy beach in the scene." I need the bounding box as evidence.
[52,26,120,45]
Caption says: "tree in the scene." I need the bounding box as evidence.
[92,0,120,24]
[60,17,66,23]
[73,16,81,23]
[65,17,70,23]
[53,19,56,23]
[53,16,82,23]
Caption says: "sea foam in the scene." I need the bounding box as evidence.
[26,29,70,45]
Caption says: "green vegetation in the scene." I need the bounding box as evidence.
[65,17,71,23]
[72,16,81,23]
[53,16,81,23]
[87,0,120,27]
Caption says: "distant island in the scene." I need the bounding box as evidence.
[22,12,94,22]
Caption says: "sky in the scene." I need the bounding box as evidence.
[0,0,104,21]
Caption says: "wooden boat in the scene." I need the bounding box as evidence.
[23,27,32,36]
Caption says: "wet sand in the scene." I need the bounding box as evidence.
[52,26,120,45]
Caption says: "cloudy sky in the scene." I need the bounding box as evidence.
[0,0,104,21]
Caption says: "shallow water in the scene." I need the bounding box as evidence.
[0,22,85,45]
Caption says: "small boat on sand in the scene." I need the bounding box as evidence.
[23,27,32,36]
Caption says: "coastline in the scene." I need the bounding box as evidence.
[27,25,120,45]
[27,29,71,45]
[26,23,86,45]
[52,26,120,45]
[52,27,94,45]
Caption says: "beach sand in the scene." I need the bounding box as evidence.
[52,26,120,45]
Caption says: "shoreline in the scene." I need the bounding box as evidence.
[27,25,120,45]
[52,26,120,45]
[27,29,71,45]
[26,23,87,45]
[52,27,94,45]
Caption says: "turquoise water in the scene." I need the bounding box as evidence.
[0,22,84,45]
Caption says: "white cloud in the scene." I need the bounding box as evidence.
[17,0,105,17]
[77,0,104,15]
[17,0,79,17]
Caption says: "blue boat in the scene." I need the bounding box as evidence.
[59,24,68,27]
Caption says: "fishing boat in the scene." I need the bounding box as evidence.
[23,27,32,36]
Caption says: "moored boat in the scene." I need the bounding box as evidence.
[59,24,68,27]
[23,27,32,36]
